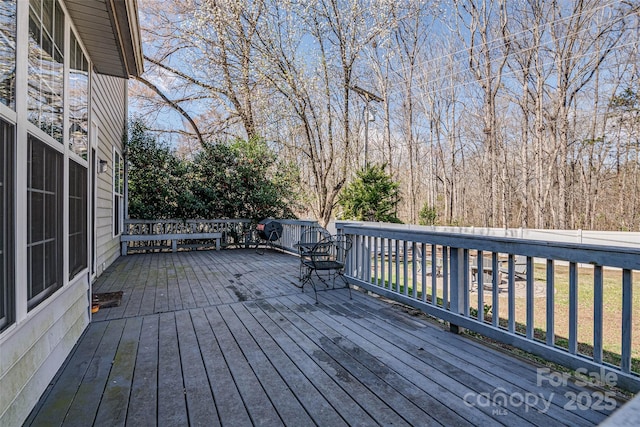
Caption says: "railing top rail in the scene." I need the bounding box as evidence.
[124,218,252,224]
[275,219,320,227]
[124,218,316,226]
[337,222,640,270]
[335,221,640,244]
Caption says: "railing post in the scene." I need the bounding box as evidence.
[365,236,371,283]
[449,247,466,334]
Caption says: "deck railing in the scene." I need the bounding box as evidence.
[122,219,253,252]
[263,219,322,253]
[335,221,640,392]
[122,218,322,254]
[120,218,639,391]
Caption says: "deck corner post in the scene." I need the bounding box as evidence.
[449,247,466,334]
[449,324,463,334]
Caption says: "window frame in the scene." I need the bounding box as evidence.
[68,30,89,161]
[27,133,64,311]
[0,118,14,331]
[27,0,65,144]
[113,148,124,237]
[68,159,87,280]
[0,0,17,110]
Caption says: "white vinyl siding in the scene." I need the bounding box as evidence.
[91,73,127,273]
[0,1,134,425]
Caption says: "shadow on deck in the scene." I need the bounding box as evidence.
[25,250,623,426]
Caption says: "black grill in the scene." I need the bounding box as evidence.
[256,219,282,241]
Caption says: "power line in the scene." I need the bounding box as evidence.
[384,8,632,97]
[405,39,638,101]
[383,0,622,80]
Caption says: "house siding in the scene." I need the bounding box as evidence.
[0,1,136,424]
[0,276,88,426]
[92,73,128,275]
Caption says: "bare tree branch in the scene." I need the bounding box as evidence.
[135,75,205,146]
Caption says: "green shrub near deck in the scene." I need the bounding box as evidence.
[126,120,296,221]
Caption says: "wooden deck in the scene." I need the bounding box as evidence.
[26,249,623,426]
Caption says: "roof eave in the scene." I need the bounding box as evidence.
[64,0,144,78]
[109,0,144,78]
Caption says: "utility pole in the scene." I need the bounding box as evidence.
[351,85,383,167]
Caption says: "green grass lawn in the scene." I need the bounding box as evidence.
[369,260,640,374]
[496,264,640,371]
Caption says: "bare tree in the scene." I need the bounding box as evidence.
[545,0,628,228]
[390,2,433,224]
[133,0,267,143]
[130,0,640,230]
[455,0,511,227]
[249,0,394,225]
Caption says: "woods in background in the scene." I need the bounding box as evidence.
[131,0,640,230]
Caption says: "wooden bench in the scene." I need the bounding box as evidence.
[120,232,223,255]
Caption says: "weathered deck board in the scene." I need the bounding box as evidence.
[320,289,611,425]
[157,312,189,426]
[27,321,109,426]
[64,319,128,425]
[189,308,253,426]
[217,304,316,425]
[126,315,159,426]
[95,317,142,427]
[253,297,441,426]
[317,291,564,425]
[229,303,350,427]
[203,305,284,426]
[355,288,620,418]
[241,300,381,426]
[278,293,498,426]
[174,310,219,427]
[25,249,623,426]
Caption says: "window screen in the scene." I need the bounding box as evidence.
[27,134,63,309]
[69,159,87,279]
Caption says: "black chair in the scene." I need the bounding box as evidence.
[296,226,332,280]
[298,234,352,303]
